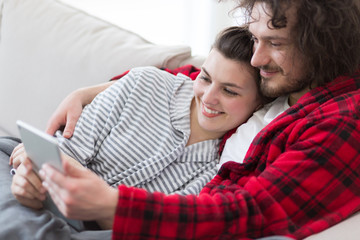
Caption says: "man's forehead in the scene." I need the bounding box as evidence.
[249,1,267,22]
[247,2,297,37]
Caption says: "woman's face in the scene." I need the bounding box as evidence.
[193,48,261,137]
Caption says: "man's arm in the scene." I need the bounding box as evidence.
[46,65,200,138]
[40,91,360,238]
[46,81,115,138]
[112,99,360,239]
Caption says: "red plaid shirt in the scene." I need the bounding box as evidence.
[112,69,360,240]
[110,64,200,81]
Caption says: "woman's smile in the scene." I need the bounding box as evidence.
[201,102,223,118]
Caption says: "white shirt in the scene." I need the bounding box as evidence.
[218,96,290,169]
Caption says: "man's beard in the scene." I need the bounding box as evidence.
[259,72,311,98]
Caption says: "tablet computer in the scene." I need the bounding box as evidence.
[16,120,84,231]
[17,120,63,173]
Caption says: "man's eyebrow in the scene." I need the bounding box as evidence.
[248,27,289,42]
[249,30,289,42]
[261,35,289,41]
[250,32,289,41]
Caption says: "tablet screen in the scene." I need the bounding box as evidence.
[16,120,63,173]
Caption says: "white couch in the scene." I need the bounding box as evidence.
[0,0,358,239]
[0,0,204,137]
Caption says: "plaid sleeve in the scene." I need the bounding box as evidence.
[113,181,278,240]
[112,112,360,239]
[112,76,360,239]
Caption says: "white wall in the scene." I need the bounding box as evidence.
[60,0,243,56]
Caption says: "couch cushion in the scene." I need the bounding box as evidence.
[305,211,360,240]
[0,0,192,136]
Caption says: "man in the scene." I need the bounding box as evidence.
[9,0,360,239]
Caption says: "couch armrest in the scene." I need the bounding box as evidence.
[305,212,360,240]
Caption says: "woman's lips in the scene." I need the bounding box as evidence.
[201,103,223,118]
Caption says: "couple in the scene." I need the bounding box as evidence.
[3,23,266,238]
[3,0,360,239]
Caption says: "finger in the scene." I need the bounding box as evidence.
[15,195,44,209]
[62,117,77,138]
[12,150,27,169]
[40,167,69,216]
[11,173,46,201]
[43,179,68,217]
[19,159,47,194]
[9,143,24,165]
[40,164,68,188]
[62,157,87,177]
[45,119,62,136]
[40,163,78,203]
[42,173,65,204]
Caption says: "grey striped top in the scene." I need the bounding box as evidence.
[56,67,220,195]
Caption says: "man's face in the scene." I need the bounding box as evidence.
[248,2,310,101]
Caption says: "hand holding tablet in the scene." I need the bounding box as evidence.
[16,120,84,231]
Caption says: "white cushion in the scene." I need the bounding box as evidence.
[0,0,193,136]
[305,212,360,240]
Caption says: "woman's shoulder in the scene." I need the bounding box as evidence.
[129,66,191,85]
[129,66,170,77]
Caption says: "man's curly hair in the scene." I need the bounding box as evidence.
[230,0,360,86]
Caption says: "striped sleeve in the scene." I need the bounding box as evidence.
[56,67,220,195]
[57,67,167,165]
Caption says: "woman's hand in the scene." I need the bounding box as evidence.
[40,157,118,229]
[46,81,115,138]
[10,149,47,209]
[9,145,83,210]
[9,143,26,167]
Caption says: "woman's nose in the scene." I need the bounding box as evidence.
[202,85,219,105]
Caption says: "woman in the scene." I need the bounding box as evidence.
[10,26,262,230]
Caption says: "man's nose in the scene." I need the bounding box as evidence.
[251,42,270,67]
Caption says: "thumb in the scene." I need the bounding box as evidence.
[62,157,87,178]
[62,118,77,139]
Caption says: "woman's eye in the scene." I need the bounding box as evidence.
[223,88,238,96]
[200,76,211,82]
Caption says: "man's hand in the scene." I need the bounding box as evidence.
[45,81,115,138]
[40,157,118,229]
[45,90,84,138]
